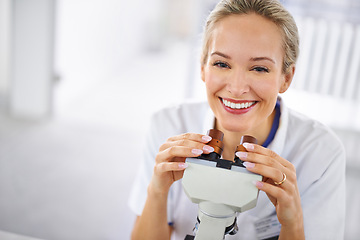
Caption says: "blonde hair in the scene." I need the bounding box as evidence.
[201,0,299,73]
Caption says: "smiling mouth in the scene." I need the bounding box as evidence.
[221,98,257,110]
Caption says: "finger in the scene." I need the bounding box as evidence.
[155,161,189,174]
[167,133,212,144]
[242,143,291,168]
[255,180,296,205]
[236,151,284,170]
[243,161,285,185]
[160,139,215,154]
[237,147,297,185]
[254,181,286,201]
[245,161,297,190]
[255,180,302,226]
[156,146,203,163]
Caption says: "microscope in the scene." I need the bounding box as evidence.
[182,129,262,240]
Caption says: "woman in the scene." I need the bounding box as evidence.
[129,0,345,239]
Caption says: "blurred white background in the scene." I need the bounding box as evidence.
[0,0,359,239]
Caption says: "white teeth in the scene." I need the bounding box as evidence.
[222,99,255,109]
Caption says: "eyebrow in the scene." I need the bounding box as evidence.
[211,51,275,64]
[250,57,275,64]
[210,51,231,59]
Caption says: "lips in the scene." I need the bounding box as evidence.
[220,97,257,114]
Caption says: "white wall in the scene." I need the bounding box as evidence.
[9,0,55,119]
[54,0,164,109]
[0,2,193,239]
[0,0,11,102]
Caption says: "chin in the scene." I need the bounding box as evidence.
[219,119,251,134]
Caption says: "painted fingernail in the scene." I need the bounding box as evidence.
[202,135,212,142]
[178,163,189,169]
[253,181,263,188]
[236,152,247,159]
[203,145,214,153]
[191,149,203,155]
[243,143,254,150]
[243,161,255,168]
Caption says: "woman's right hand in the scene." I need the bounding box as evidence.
[149,133,214,195]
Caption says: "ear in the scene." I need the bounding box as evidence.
[279,64,295,93]
[201,65,205,82]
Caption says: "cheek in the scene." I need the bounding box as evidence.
[253,76,283,98]
[204,74,216,95]
[204,70,226,94]
[254,81,276,96]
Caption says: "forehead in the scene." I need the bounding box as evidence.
[209,13,284,62]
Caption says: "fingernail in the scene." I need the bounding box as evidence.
[253,181,263,188]
[202,135,212,142]
[236,152,247,160]
[178,163,188,169]
[243,143,254,150]
[243,161,255,168]
[192,149,203,155]
[203,145,214,153]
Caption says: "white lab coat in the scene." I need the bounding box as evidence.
[128,97,346,240]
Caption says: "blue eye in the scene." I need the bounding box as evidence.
[252,67,269,73]
[213,61,230,69]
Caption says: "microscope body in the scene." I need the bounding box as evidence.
[182,130,262,240]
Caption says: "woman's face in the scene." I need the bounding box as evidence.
[202,13,293,135]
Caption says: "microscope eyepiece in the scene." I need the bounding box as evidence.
[199,129,224,160]
[206,129,224,156]
[207,129,224,141]
[234,135,258,165]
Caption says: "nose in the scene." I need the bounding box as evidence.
[226,69,250,97]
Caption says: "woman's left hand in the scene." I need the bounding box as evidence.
[235,143,303,230]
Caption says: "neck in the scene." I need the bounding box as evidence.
[215,110,276,161]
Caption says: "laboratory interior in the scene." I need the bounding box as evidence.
[0,0,359,239]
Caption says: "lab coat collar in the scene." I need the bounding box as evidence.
[267,96,288,156]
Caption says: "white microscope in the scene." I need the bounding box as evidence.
[182,129,262,240]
